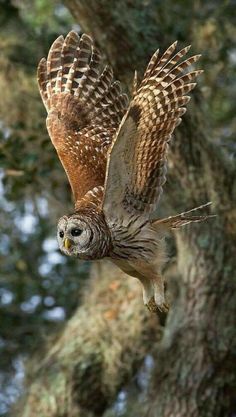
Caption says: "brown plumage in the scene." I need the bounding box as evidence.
[38,32,128,202]
[37,31,213,313]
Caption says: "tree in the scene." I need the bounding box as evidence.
[10,1,236,416]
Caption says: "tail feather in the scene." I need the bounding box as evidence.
[152,202,215,230]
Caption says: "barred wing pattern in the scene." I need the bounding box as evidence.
[37,31,128,203]
[103,42,203,220]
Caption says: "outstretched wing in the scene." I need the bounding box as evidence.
[37,31,128,204]
[103,42,203,220]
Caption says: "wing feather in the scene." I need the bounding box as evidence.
[37,31,128,204]
[103,42,202,220]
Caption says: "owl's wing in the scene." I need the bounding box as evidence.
[37,31,128,205]
[103,42,202,220]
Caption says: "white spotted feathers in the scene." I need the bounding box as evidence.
[37,31,128,203]
[103,40,203,219]
[37,33,202,217]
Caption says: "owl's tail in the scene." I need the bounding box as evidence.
[37,31,128,120]
[152,202,215,231]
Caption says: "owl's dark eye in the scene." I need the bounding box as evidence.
[71,228,83,237]
[59,231,64,238]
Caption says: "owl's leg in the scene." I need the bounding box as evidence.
[139,273,169,314]
[112,259,169,314]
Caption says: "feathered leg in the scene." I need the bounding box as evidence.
[127,260,169,313]
[112,258,168,313]
[139,273,169,313]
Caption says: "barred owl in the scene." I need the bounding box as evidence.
[37,31,212,313]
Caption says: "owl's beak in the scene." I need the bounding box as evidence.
[64,238,72,250]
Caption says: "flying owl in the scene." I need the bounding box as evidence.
[37,31,212,313]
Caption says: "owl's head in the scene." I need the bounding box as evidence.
[57,210,111,260]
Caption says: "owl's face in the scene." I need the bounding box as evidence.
[57,211,111,260]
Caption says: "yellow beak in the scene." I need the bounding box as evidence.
[64,238,72,250]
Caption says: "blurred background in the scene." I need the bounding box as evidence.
[0,2,88,415]
[0,1,235,416]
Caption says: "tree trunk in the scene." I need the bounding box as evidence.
[57,1,236,415]
[14,262,160,417]
[15,1,236,416]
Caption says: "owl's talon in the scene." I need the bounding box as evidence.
[146,296,158,313]
[157,302,169,313]
[146,296,169,314]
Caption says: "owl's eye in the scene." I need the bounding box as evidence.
[59,231,64,238]
[71,228,83,237]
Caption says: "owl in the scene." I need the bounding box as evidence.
[37,31,212,313]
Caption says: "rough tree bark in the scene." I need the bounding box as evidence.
[15,1,236,416]
[14,263,160,417]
